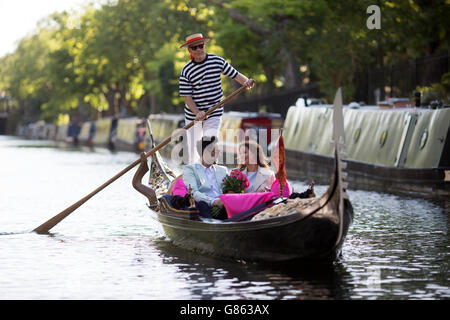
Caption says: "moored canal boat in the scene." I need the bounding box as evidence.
[282,102,450,196]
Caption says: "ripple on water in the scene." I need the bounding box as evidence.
[0,136,449,299]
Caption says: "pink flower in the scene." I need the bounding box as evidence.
[233,169,249,190]
[222,169,250,192]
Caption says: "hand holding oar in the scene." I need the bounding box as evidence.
[32,80,254,234]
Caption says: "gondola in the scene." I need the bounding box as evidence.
[133,89,354,263]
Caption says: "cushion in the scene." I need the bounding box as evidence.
[270,179,292,197]
[219,192,276,218]
[171,176,188,197]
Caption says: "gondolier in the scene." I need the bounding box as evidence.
[179,33,254,164]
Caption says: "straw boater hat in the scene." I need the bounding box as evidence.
[180,33,211,49]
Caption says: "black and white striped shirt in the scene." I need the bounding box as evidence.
[179,54,239,121]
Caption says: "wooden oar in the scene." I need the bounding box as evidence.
[33,80,254,234]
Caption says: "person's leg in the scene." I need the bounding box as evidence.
[202,116,222,163]
[185,118,202,164]
[202,115,221,138]
[217,207,228,220]
[196,201,213,218]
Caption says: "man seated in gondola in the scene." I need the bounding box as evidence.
[183,136,228,219]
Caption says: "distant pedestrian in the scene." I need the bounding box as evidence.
[179,33,253,164]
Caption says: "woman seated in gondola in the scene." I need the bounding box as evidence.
[237,138,312,199]
[236,140,275,193]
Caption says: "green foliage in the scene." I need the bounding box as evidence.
[416,72,450,104]
[1,0,449,125]
[221,169,249,194]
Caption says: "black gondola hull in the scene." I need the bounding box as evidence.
[152,195,353,263]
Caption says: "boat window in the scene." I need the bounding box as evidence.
[294,122,300,136]
[419,128,428,150]
[379,129,388,147]
[354,127,361,143]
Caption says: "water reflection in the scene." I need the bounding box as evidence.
[152,239,354,300]
[343,189,449,299]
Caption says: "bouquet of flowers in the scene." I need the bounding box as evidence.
[221,169,250,194]
[211,169,250,218]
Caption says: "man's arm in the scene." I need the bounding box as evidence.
[220,59,253,89]
[185,96,206,121]
[234,73,254,89]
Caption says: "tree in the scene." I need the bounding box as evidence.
[1,0,449,127]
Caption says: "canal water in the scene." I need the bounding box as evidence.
[0,135,448,300]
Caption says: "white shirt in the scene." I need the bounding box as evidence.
[246,171,258,193]
[179,54,239,121]
[201,164,221,206]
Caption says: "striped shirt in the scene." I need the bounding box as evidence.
[179,54,239,121]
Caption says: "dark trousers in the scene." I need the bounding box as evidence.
[196,201,228,220]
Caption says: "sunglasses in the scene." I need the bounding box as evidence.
[189,44,204,50]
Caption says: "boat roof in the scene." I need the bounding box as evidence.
[148,111,284,120]
[148,113,184,120]
[300,104,437,112]
[223,111,283,119]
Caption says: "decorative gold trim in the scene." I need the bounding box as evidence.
[159,197,199,214]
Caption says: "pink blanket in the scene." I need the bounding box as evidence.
[172,176,292,218]
[270,179,292,197]
[219,192,276,218]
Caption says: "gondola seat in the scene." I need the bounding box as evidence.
[158,194,200,220]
